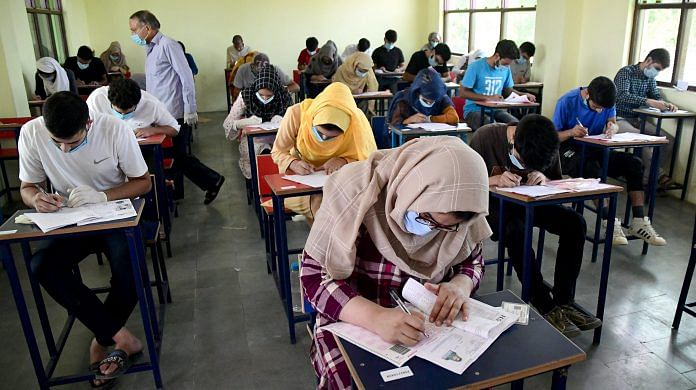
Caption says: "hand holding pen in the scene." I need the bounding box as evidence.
[573,117,589,138]
[32,184,65,213]
[389,288,429,339]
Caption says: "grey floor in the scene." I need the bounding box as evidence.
[1,111,695,389]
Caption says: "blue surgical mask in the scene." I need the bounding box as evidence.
[54,132,89,153]
[384,43,395,50]
[509,151,525,170]
[311,126,338,143]
[130,27,148,46]
[109,54,120,62]
[643,66,659,79]
[256,92,274,105]
[419,96,435,108]
[355,69,368,78]
[77,61,90,70]
[517,58,527,65]
[428,56,438,67]
[111,107,135,120]
[430,41,439,48]
[403,211,433,236]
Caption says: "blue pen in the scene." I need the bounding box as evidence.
[575,117,584,128]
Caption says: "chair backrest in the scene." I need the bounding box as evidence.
[256,154,280,197]
[370,115,390,149]
[0,117,33,141]
[452,97,466,122]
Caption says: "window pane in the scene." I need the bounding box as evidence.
[27,14,41,60]
[36,13,56,59]
[472,12,501,52]
[681,10,696,85]
[25,0,34,8]
[505,0,536,8]
[445,13,470,54]
[637,0,682,4]
[51,14,66,63]
[634,8,680,82]
[473,0,501,9]
[446,0,470,10]
[503,11,536,43]
[36,0,48,9]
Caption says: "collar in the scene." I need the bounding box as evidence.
[150,31,163,46]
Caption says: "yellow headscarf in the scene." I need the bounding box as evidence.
[295,83,377,167]
[332,52,378,94]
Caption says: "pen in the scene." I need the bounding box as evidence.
[575,117,585,128]
[389,288,429,338]
[35,184,64,207]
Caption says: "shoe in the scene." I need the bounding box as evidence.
[628,217,666,246]
[603,218,628,246]
[204,176,225,205]
[561,304,602,331]
[543,306,581,338]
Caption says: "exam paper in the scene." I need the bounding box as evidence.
[24,199,137,233]
[257,122,280,131]
[353,91,385,98]
[283,171,328,188]
[496,185,570,198]
[405,123,470,132]
[584,132,666,143]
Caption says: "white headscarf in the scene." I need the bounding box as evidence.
[36,57,70,95]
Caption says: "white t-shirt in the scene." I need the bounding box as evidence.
[86,86,180,133]
[18,113,149,196]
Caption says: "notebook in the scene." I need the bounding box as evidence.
[24,199,137,233]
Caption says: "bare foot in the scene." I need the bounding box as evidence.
[99,327,143,376]
[89,338,109,386]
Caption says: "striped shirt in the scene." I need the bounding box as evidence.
[614,64,661,119]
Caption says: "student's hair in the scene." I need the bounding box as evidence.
[178,41,186,52]
[317,123,343,132]
[428,32,440,41]
[385,29,397,43]
[646,48,670,68]
[494,40,520,60]
[434,44,452,62]
[358,38,370,52]
[513,114,559,172]
[519,42,535,57]
[108,78,142,110]
[43,92,90,139]
[129,10,160,29]
[452,211,476,222]
[77,45,93,60]
[232,35,243,43]
[306,37,319,51]
[587,76,616,108]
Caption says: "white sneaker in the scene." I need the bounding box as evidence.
[628,217,666,246]
[603,218,628,245]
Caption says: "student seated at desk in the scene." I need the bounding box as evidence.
[99,41,129,75]
[510,41,535,84]
[227,34,252,68]
[233,53,299,99]
[340,38,371,62]
[18,92,151,387]
[270,83,376,223]
[332,52,378,115]
[306,40,342,82]
[178,41,198,76]
[553,76,666,246]
[223,65,292,180]
[470,115,599,338]
[388,67,458,127]
[614,48,677,188]
[451,48,485,83]
[460,39,536,130]
[403,43,452,83]
[301,136,489,389]
[34,57,79,100]
[371,29,405,92]
[420,31,442,51]
[63,45,108,86]
[298,36,319,71]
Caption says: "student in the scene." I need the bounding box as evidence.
[270,83,377,223]
[372,29,406,92]
[34,57,78,99]
[19,92,151,387]
[306,40,342,82]
[510,41,535,84]
[451,48,485,83]
[298,36,319,71]
[332,52,378,115]
[388,67,458,127]
[63,45,108,86]
[420,31,442,51]
[223,65,293,180]
[460,39,536,130]
[178,41,198,76]
[99,41,129,75]
[301,136,489,389]
[614,48,677,188]
[227,34,252,68]
[233,53,299,95]
[553,76,666,246]
[340,38,371,62]
[129,10,225,205]
[470,114,599,337]
[403,43,452,83]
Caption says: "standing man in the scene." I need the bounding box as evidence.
[129,10,225,204]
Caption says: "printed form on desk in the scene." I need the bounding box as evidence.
[24,199,137,233]
[497,179,614,198]
[283,171,328,188]
[406,122,470,132]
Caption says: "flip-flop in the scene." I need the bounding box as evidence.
[89,377,116,389]
[94,349,143,380]
[204,176,225,205]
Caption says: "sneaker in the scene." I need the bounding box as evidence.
[543,306,581,338]
[603,218,628,246]
[628,217,666,246]
[561,304,602,331]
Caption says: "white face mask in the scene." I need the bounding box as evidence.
[256,92,274,105]
[355,69,368,78]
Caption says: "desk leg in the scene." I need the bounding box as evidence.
[673,214,696,329]
[391,129,396,148]
[594,193,617,344]
[639,115,646,135]
[521,205,535,302]
[2,243,49,389]
[399,133,404,147]
[497,199,506,292]
[248,134,263,237]
[271,194,285,300]
[681,120,696,201]
[670,119,682,178]
[153,145,172,249]
[20,242,57,356]
[644,145,661,255]
[273,194,297,343]
[511,379,524,390]
[480,106,485,129]
[551,366,569,390]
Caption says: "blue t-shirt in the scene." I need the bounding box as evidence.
[461,58,514,115]
[552,88,616,136]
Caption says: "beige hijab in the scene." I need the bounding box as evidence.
[304,136,492,282]
[332,52,378,94]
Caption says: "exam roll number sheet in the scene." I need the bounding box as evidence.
[324,279,518,375]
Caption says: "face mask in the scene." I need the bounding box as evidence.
[39,73,56,82]
[111,107,135,120]
[430,41,439,48]
[403,211,433,236]
[419,96,435,108]
[509,151,525,170]
[308,49,317,56]
[384,43,395,50]
[77,61,90,70]
[256,92,274,105]
[109,54,120,62]
[355,69,368,78]
[428,56,438,67]
[518,58,527,65]
[55,131,88,153]
[311,126,339,143]
[643,66,659,79]
[131,26,148,46]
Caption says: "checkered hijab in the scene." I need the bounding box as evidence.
[240,65,292,122]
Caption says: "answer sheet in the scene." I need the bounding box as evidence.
[283,171,328,188]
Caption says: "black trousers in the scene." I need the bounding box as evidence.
[30,233,136,346]
[173,120,222,199]
[561,143,644,192]
[489,203,587,314]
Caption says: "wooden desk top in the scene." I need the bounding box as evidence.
[28,100,46,107]
[375,71,404,78]
[573,136,669,148]
[77,84,101,92]
[137,134,166,146]
[476,100,540,109]
[0,123,23,130]
[0,199,144,241]
[632,108,696,118]
[490,184,623,203]
[264,173,324,196]
[353,91,393,100]
[309,79,332,85]
[514,82,544,88]
[389,124,471,136]
[445,82,459,89]
[336,290,586,390]
[244,125,279,136]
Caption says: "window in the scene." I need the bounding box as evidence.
[443,0,537,55]
[630,0,696,88]
[26,0,68,64]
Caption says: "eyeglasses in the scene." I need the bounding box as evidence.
[415,212,460,232]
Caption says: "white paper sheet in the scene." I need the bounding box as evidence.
[257,122,280,131]
[584,132,666,143]
[323,321,418,366]
[353,91,386,98]
[76,199,137,226]
[283,171,328,188]
[504,92,532,103]
[496,185,570,197]
[405,123,470,132]
[24,199,137,233]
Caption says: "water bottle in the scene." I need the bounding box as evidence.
[290,261,302,313]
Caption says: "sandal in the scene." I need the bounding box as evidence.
[89,377,116,389]
[658,174,673,190]
[204,176,225,205]
[94,349,143,380]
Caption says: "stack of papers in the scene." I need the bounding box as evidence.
[643,107,689,114]
[584,133,666,143]
[257,122,280,131]
[24,199,137,233]
[405,123,470,132]
[353,91,385,98]
[497,178,615,198]
[486,92,532,105]
[283,171,328,188]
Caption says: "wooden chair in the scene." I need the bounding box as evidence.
[370,116,390,150]
[0,117,32,203]
[452,96,466,123]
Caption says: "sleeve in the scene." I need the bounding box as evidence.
[277,68,292,85]
[297,50,304,66]
[524,64,531,80]
[222,95,247,140]
[389,101,410,126]
[398,49,404,64]
[504,68,514,89]
[552,97,570,131]
[451,243,485,294]
[545,153,563,180]
[271,104,302,173]
[232,66,246,89]
[461,62,477,89]
[452,56,466,72]
[371,49,380,66]
[114,120,149,178]
[614,68,647,108]
[404,52,420,75]
[300,250,360,321]
[153,99,181,132]
[93,58,107,78]
[18,127,46,184]
[66,70,79,95]
[608,106,617,119]
[648,79,661,100]
[366,70,378,92]
[431,105,459,125]
[34,73,47,99]
[165,40,197,114]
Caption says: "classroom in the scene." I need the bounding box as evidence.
[1,0,696,389]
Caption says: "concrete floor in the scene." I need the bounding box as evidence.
[1,110,695,389]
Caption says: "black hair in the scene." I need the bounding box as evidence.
[494,39,519,60]
[129,10,160,29]
[519,41,535,56]
[108,78,142,110]
[385,29,397,43]
[513,114,559,172]
[587,76,616,108]
[77,45,93,60]
[358,38,370,52]
[434,43,452,63]
[178,40,186,52]
[43,92,90,139]
[317,123,343,132]
[646,48,670,68]
[232,35,243,43]
[306,37,319,51]
[452,211,476,221]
